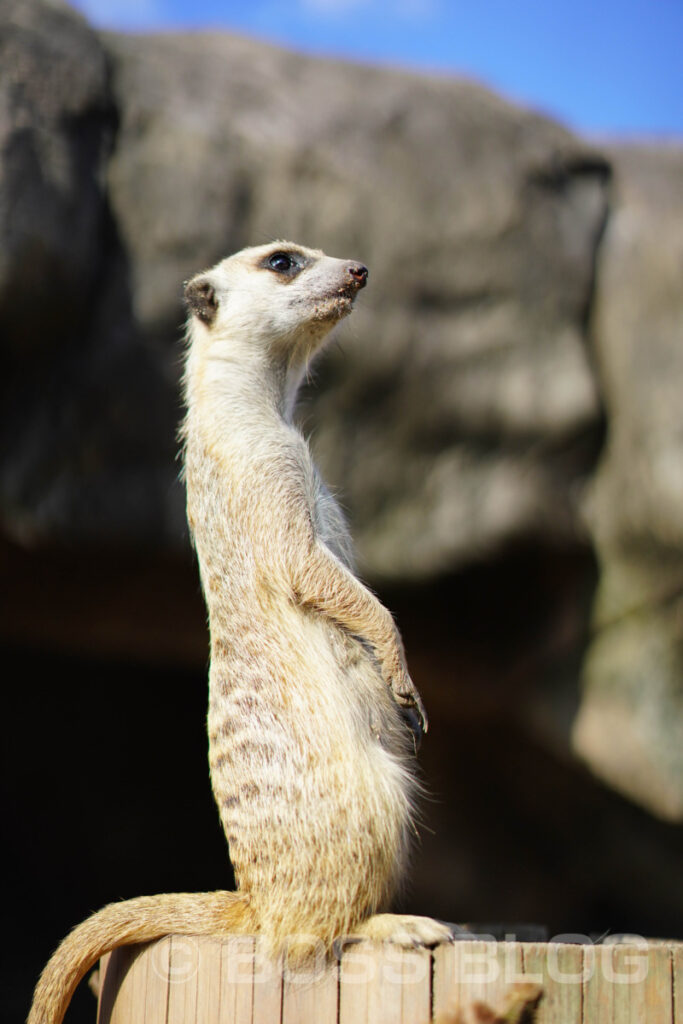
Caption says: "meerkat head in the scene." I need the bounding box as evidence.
[183,241,368,371]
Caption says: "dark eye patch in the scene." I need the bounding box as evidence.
[259,249,308,279]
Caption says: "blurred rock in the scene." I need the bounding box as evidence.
[0,0,183,546]
[0,0,108,348]
[103,28,609,578]
[1,0,682,839]
[575,145,683,820]
[1,6,609,563]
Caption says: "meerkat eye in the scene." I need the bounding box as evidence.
[268,252,297,273]
[259,249,307,279]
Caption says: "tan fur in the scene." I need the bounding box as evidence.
[28,242,450,1024]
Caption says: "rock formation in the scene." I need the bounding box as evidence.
[2,4,682,1017]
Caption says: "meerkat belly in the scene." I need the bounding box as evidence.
[207,599,413,947]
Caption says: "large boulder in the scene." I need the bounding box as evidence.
[102,28,609,578]
[0,0,182,547]
[575,145,683,820]
[2,7,610,568]
[4,0,683,826]
[0,0,109,346]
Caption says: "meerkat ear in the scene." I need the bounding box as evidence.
[184,276,219,325]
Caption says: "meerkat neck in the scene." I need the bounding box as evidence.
[184,326,308,441]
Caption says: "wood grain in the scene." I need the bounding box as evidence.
[98,936,682,1023]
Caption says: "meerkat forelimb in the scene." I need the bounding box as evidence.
[28,241,451,1024]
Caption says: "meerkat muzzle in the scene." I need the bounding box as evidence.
[346,262,368,289]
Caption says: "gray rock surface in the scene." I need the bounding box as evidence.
[0,0,108,342]
[1,0,682,829]
[575,145,683,820]
[103,28,609,578]
[1,6,610,566]
[0,0,182,546]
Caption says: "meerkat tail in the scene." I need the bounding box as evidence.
[28,891,250,1024]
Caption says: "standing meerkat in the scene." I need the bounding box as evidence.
[28,241,451,1024]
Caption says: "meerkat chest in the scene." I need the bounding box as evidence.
[187,426,353,575]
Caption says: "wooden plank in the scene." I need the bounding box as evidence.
[96,952,113,1023]
[521,941,585,1024]
[251,939,284,1024]
[618,941,669,1024]
[396,946,431,1023]
[219,936,255,1023]
[674,944,683,1024]
[610,940,677,1024]
[132,939,167,1024]
[98,934,681,1024]
[282,945,338,1024]
[432,939,521,1019]
[99,940,171,1024]
[431,940,454,1017]
[583,943,614,1024]
[103,945,140,1024]
[338,940,375,1024]
[193,936,223,1024]
[165,935,199,1024]
[579,939,677,1024]
[339,940,431,1024]
[365,944,430,1024]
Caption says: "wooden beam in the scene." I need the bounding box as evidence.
[98,935,682,1023]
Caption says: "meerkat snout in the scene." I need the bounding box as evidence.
[347,262,368,288]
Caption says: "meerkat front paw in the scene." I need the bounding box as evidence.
[384,658,429,739]
[351,913,454,947]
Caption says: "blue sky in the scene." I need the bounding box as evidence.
[69,0,683,137]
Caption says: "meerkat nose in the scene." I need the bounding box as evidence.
[347,263,369,288]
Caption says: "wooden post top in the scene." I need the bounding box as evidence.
[97,934,682,1023]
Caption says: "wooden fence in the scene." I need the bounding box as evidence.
[97,935,681,1023]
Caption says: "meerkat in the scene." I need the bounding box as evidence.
[28,242,451,1024]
